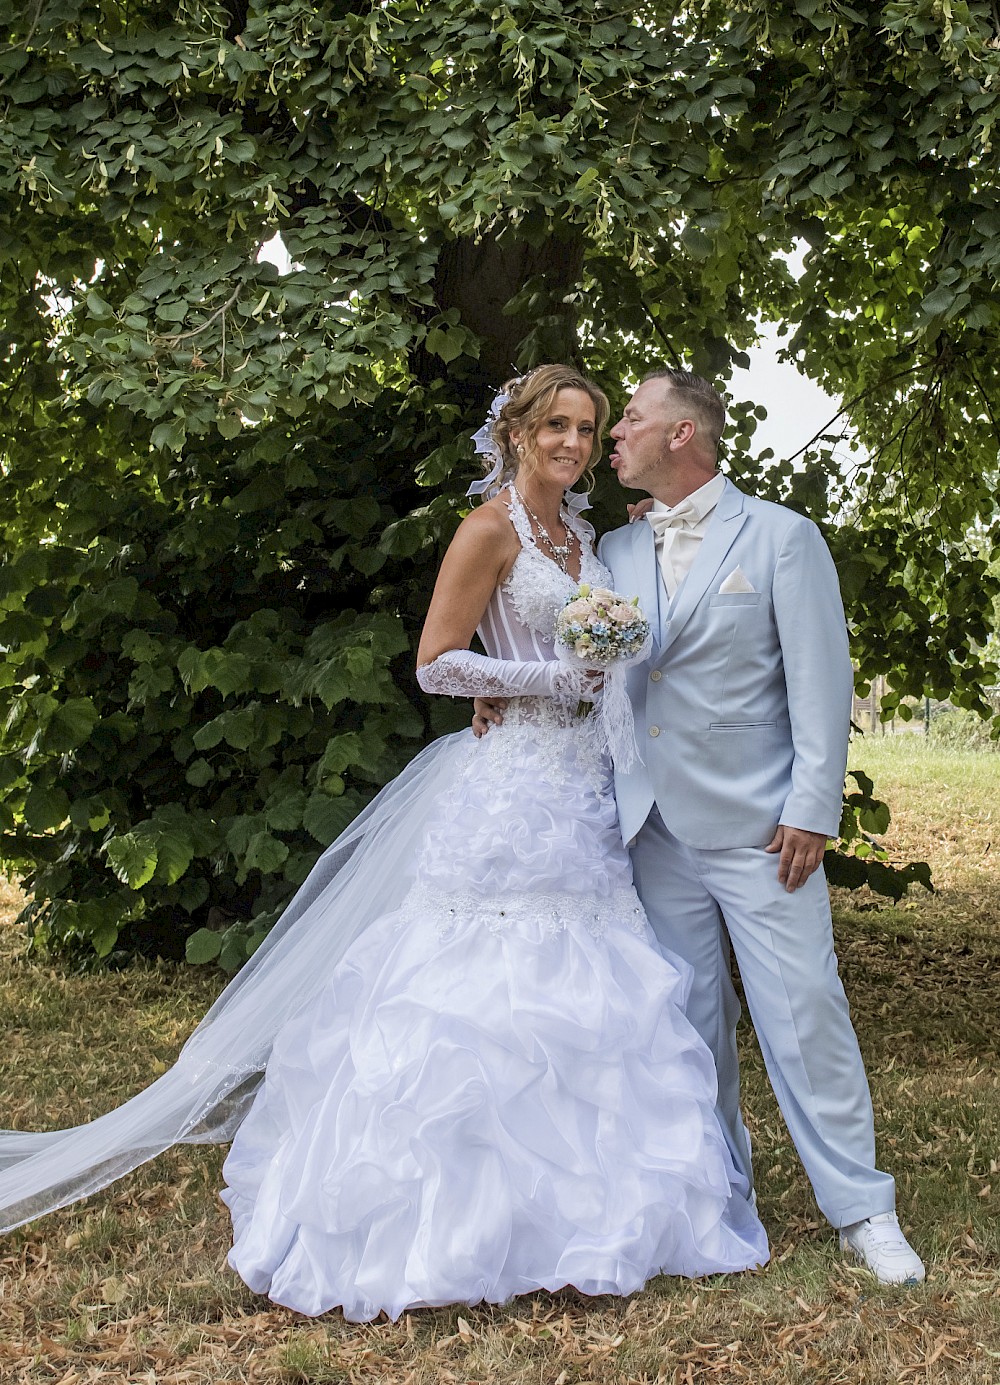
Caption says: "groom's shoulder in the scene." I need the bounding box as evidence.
[596,520,635,557]
[733,485,821,540]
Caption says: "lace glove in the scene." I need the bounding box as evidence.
[417,649,597,703]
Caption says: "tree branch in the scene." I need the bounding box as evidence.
[966,363,1000,445]
[781,361,928,466]
[0,0,45,64]
[638,295,682,368]
[158,284,242,347]
[156,244,263,349]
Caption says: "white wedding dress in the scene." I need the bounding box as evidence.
[219,488,768,1318]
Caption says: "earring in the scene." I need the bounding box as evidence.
[516,443,525,458]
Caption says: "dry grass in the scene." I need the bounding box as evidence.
[1,738,999,1383]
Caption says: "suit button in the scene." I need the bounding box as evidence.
[649,725,660,737]
[650,670,662,682]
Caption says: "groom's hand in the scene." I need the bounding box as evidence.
[472,696,508,737]
[765,825,827,892]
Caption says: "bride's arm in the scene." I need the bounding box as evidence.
[416,504,515,669]
[416,507,592,702]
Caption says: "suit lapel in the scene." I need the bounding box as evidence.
[657,480,748,657]
[623,519,663,652]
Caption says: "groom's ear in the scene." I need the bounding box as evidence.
[667,419,697,451]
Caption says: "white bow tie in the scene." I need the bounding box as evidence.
[646,501,698,537]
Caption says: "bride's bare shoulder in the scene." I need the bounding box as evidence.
[455,495,518,548]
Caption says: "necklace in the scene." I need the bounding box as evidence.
[515,488,576,573]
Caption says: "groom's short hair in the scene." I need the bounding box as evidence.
[643,368,726,450]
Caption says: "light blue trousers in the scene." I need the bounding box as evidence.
[630,808,896,1228]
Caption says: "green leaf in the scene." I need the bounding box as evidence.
[317,732,364,776]
[680,223,713,259]
[23,785,71,832]
[193,719,225,751]
[243,830,289,875]
[218,930,249,974]
[824,850,869,890]
[69,796,110,831]
[264,787,307,832]
[151,418,186,452]
[153,825,195,884]
[245,926,270,957]
[129,664,174,701]
[848,770,875,797]
[303,791,356,844]
[91,922,120,958]
[920,285,957,318]
[425,327,465,363]
[859,802,891,835]
[836,555,875,605]
[105,577,140,615]
[121,630,163,663]
[175,875,210,912]
[186,927,223,964]
[87,291,113,321]
[221,709,257,750]
[179,648,253,698]
[44,697,99,752]
[185,758,214,787]
[105,833,158,889]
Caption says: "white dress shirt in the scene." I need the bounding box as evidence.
[645,473,726,599]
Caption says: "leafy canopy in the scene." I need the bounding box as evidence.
[3,0,997,958]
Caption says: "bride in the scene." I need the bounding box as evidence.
[0,364,767,1320]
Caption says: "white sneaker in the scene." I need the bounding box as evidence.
[840,1212,925,1285]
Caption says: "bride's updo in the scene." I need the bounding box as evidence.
[481,364,610,494]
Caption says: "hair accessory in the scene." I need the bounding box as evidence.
[465,455,503,498]
[466,387,512,499]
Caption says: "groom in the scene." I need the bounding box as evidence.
[476,368,923,1285]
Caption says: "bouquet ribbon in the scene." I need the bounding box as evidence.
[592,641,652,773]
[554,584,653,773]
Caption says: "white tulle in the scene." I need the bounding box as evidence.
[221,719,768,1319]
[0,733,475,1231]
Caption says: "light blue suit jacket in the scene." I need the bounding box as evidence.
[598,480,853,850]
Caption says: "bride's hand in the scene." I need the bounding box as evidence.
[627,498,653,523]
[556,666,603,705]
[582,669,604,699]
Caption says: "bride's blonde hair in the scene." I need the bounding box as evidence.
[482,364,610,494]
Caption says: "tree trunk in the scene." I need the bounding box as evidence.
[418,224,586,406]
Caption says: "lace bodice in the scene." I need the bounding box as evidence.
[478,486,611,661]
[415,485,611,720]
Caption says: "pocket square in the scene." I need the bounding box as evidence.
[718,566,756,594]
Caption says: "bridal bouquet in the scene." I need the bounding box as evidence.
[555,585,650,667]
[554,585,652,771]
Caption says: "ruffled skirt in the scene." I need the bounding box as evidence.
[221,708,768,1319]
